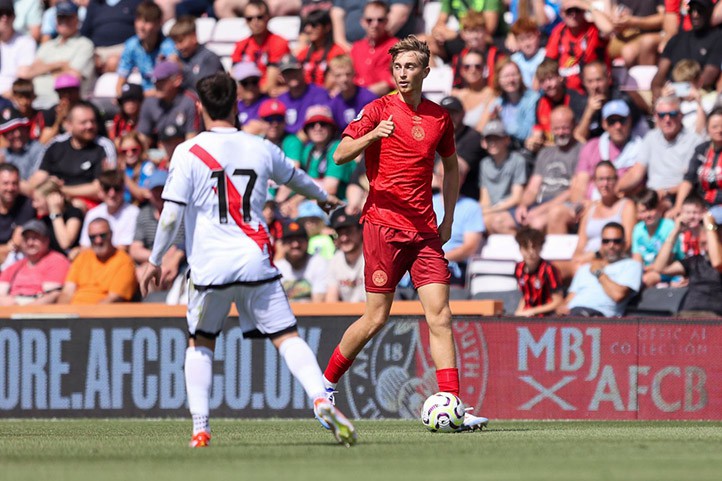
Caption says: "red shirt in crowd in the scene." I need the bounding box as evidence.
[342,93,456,233]
[109,113,136,141]
[350,35,398,91]
[545,22,609,93]
[231,33,290,84]
[451,45,504,89]
[0,251,70,297]
[296,42,346,86]
[515,259,562,311]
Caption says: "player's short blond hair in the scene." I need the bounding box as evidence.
[672,59,701,83]
[388,36,430,69]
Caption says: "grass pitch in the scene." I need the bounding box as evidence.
[2,420,722,481]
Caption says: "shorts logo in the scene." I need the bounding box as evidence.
[411,125,425,141]
[372,270,388,286]
[352,109,364,122]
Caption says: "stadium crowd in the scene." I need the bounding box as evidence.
[1,0,722,316]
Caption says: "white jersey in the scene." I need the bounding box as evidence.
[162,127,299,286]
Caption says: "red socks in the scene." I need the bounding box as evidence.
[323,346,354,384]
[436,368,460,397]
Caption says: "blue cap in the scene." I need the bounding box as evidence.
[144,169,168,190]
[602,100,630,120]
[296,200,328,224]
[56,1,79,16]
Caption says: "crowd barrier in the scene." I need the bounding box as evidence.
[1,302,720,420]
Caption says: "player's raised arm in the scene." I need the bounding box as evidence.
[333,115,395,165]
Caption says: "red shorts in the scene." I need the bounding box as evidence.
[363,221,450,293]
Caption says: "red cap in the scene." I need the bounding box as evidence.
[259,99,287,118]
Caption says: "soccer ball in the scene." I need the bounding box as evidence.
[420,392,465,432]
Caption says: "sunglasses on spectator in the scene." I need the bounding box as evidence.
[605,116,627,126]
[102,184,123,192]
[264,115,285,123]
[462,63,483,71]
[364,17,387,24]
[564,7,585,15]
[240,77,260,87]
[656,110,680,119]
[90,232,110,241]
[244,15,265,22]
[121,147,140,155]
[308,122,331,129]
[601,238,624,245]
[594,176,617,183]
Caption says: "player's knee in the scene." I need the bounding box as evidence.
[426,307,452,332]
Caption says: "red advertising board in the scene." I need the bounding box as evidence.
[418,320,722,420]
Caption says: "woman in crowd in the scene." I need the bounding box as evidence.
[118,131,155,205]
[31,179,83,254]
[450,49,496,129]
[296,9,345,88]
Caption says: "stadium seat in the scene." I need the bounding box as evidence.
[469,275,518,294]
[472,288,522,314]
[541,235,580,261]
[621,65,658,91]
[92,72,120,99]
[195,17,217,45]
[479,234,579,262]
[626,287,688,317]
[221,56,233,72]
[212,17,250,43]
[422,65,453,104]
[268,16,301,42]
[162,18,175,36]
[206,42,237,57]
[480,235,522,261]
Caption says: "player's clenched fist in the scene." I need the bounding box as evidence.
[373,115,395,140]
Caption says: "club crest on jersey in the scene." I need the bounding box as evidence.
[352,109,364,122]
[372,269,388,286]
[412,125,425,141]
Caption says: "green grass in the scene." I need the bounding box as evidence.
[2,420,722,481]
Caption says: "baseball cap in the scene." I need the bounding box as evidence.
[152,61,181,82]
[231,62,262,82]
[482,120,507,138]
[259,99,287,118]
[118,83,143,103]
[689,0,714,10]
[602,100,630,120]
[22,219,49,237]
[330,210,360,230]
[296,200,328,224]
[303,105,336,130]
[281,221,308,240]
[54,73,81,90]
[0,107,30,134]
[159,124,185,141]
[278,55,302,73]
[440,96,464,112]
[56,1,79,16]
[144,169,168,190]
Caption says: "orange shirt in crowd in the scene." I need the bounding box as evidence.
[66,249,137,304]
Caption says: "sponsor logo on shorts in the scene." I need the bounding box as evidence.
[372,270,388,286]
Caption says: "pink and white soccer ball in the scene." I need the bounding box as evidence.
[420,392,465,432]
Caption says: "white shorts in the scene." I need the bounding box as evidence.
[187,279,297,338]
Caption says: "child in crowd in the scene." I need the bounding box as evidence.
[118,131,155,205]
[11,79,44,140]
[169,16,223,92]
[678,193,707,258]
[296,200,335,260]
[110,83,143,142]
[448,11,503,90]
[667,59,716,135]
[509,18,545,90]
[513,227,563,316]
[631,190,683,288]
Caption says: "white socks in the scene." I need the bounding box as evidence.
[278,336,327,400]
[185,345,213,434]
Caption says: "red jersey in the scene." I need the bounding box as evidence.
[231,33,290,83]
[110,113,136,141]
[343,94,456,233]
[296,42,346,86]
[515,259,562,310]
[350,35,398,90]
[27,110,44,140]
[545,23,609,93]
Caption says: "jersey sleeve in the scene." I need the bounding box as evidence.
[546,262,563,293]
[162,147,194,204]
[268,140,297,185]
[436,112,456,158]
[342,98,381,140]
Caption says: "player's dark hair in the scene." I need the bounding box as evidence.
[633,189,659,210]
[12,78,34,97]
[389,36,430,69]
[365,0,390,15]
[593,160,617,179]
[707,107,722,125]
[98,170,125,190]
[602,221,625,237]
[0,163,20,176]
[196,74,237,121]
[515,227,545,249]
[136,1,162,22]
[682,192,706,209]
[243,0,270,17]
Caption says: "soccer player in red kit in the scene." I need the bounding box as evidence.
[320,36,489,431]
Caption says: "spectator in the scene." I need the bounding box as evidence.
[597,0,664,67]
[58,217,138,304]
[509,17,546,90]
[10,79,44,141]
[230,0,290,95]
[30,177,83,253]
[325,209,364,302]
[81,0,142,74]
[432,157,484,290]
[516,106,581,233]
[129,169,185,292]
[559,221,643,317]
[109,83,144,142]
[573,100,642,202]
[31,101,107,209]
[670,59,716,135]
[654,212,722,317]
[652,0,722,99]
[0,163,34,264]
[678,192,706,257]
[350,1,398,96]
[297,10,345,87]
[545,0,610,94]
[430,0,501,60]
[118,131,155,205]
[619,96,703,205]
[24,2,94,108]
[328,55,377,131]
[0,219,69,306]
[574,61,649,143]
[79,170,140,249]
[508,0,561,36]
[674,107,722,220]
[0,108,45,191]
[276,220,329,302]
[450,49,495,129]
[0,0,36,96]
[232,62,268,135]
[331,0,419,50]
[447,11,503,90]
[116,1,177,95]
[572,161,637,266]
[479,120,526,235]
[439,95,484,201]
[40,0,88,43]
[169,16,223,93]
[137,61,199,146]
[632,189,683,287]
[513,227,564,316]
[12,0,42,42]
[296,200,335,260]
[258,98,304,165]
[480,58,540,146]
[277,55,331,135]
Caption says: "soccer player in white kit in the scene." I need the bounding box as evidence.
[140,73,356,448]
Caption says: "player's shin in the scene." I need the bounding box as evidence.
[277,336,327,399]
[185,346,213,435]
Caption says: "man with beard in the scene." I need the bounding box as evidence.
[515,106,582,233]
[557,221,642,317]
[276,220,328,302]
[652,0,722,99]
[325,210,364,302]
